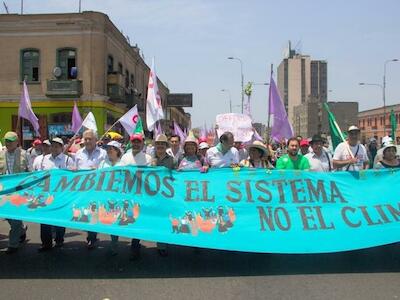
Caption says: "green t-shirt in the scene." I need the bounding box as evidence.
[276,154,310,170]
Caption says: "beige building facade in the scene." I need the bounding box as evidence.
[0,11,190,144]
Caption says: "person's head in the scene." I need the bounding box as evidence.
[51,137,64,157]
[287,137,300,157]
[296,135,303,143]
[102,134,111,145]
[32,139,42,152]
[83,129,98,152]
[247,141,268,161]
[198,142,209,157]
[219,132,234,151]
[369,137,377,149]
[42,140,52,155]
[183,136,198,156]
[299,139,310,155]
[233,141,242,150]
[106,141,122,162]
[169,134,181,150]
[155,134,168,157]
[130,133,144,154]
[4,131,19,152]
[310,135,324,155]
[347,126,360,145]
[382,143,397,161]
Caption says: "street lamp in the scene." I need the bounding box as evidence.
[221,89,232,113]
[383,59,399,134]
[227,57,244,114]
[359,82,385,134]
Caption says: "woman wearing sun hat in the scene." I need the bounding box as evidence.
[374,141,400,169]
[178,136,208,171]
[240,141,274,169]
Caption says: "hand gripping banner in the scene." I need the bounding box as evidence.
[0,166,399,253]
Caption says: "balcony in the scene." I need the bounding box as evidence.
[46,80,82,97]
[107,84,125,102]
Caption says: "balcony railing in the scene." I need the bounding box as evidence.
[46,80,82,97]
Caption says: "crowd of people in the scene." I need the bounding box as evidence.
[0,124,398,259]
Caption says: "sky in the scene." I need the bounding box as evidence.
[5,0,400,128]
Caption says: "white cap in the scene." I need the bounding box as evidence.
[199,142,209,150]
[348,125,360,132]
[51,137,64,146]
[42,139,51,146]
[106,140,122,152]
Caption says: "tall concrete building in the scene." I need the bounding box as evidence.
[277,43,328,137]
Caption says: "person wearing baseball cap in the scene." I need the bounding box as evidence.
[97,140,123,256]
[27,138,43,165]
[32,139,52,171]
[36,137,74,252]
[120,133,152,260]
[0,131,30,254]
[299,139,310,155]
[333,125,369,171]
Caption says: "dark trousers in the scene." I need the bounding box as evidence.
[131,238,140,250]
[40,224,65,246]
[87,231,97,243]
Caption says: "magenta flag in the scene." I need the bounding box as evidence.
[173,121,186,144]
[71,101,83,134]
[18,81,40,136]
[269,76,293,142]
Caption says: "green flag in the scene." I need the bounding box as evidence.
[390,109,397,143]
[324,103,345,150]
[134,117,144,135]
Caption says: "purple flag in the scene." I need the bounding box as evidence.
[71,101,83,134]
[153,121,162,139]
[269,76,294,142]
[18,81,40,136]
[253,128,263,141]
[173,121,186,143]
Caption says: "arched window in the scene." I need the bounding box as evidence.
[21,48,40,82]
[57,48,77,80]
[118,63,123,74]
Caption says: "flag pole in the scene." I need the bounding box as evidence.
[99,119,121,141]
[266,63,273,144]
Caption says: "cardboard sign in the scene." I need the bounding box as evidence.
[216,113,253,142]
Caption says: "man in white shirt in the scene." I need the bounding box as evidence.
[74,129,107,249]
[305,135,333,172]
[166,134,183,164]
[333,126,369,171]
[32,140,52,171]
[120,133,152,260]
[37,137,74,252]
[206,132,239,168]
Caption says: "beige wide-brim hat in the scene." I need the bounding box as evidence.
[184,136,198,146]
[247,141,269,157]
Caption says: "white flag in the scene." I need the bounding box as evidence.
[118,105,139,134]
[81,112,97,132]
[146,58,164,131]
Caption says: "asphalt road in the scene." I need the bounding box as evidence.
[0,220,399,300]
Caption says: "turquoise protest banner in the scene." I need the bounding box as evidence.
[0,166,399,253]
